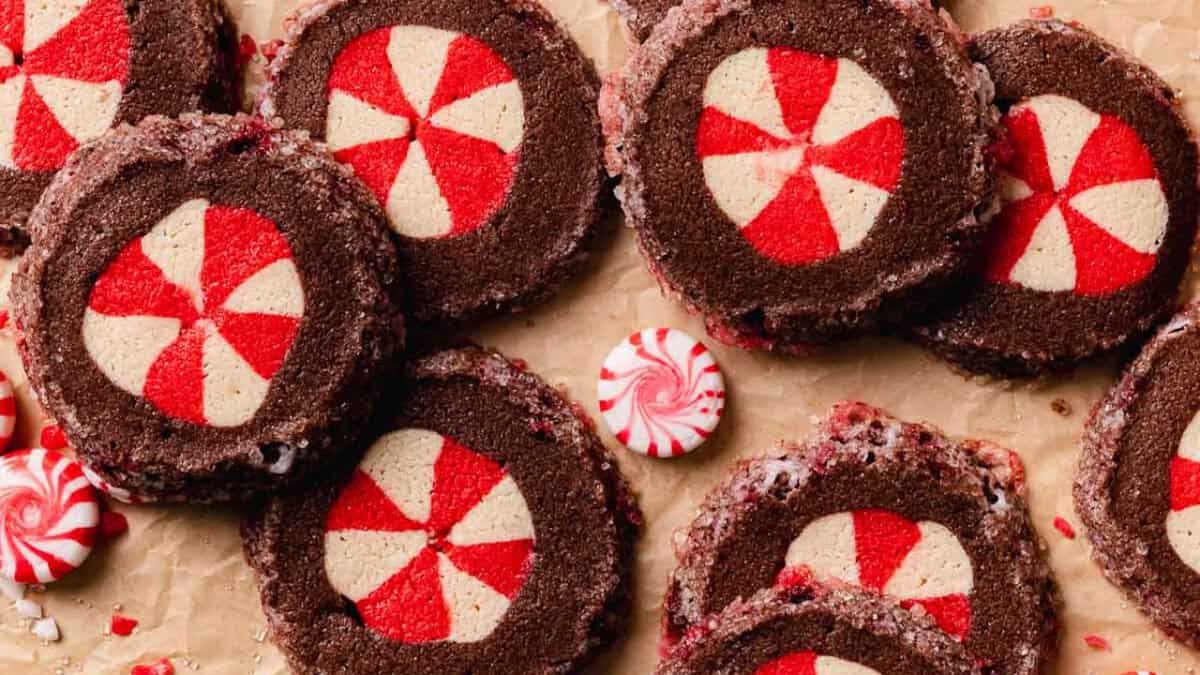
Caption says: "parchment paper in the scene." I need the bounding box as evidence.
[0,0,1198,672]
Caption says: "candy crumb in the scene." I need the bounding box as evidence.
[237,34,258,67]
[260,39,284,63]
[39,425,68,450]
[1053,517,1076,539]
[1083,633,1111,651]
[0,578,25,601]
[131,658,174,675]
[101,511,130,539]
[110,613,138,636]
[15,598,42,619]
[1030,5,1055,18]
[31,617,59,642]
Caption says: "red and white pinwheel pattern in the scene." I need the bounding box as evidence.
[1168,411,1200,573]
[781,510,973,639]
[324,429,535,644]
[0,369,14,451]
[82,199,304,428]
[325,25,523,239]
[755,652,881,675]
[0,448,100,583]
[697,48,903,265]
[984,95,1168,296]
[0,0,130,172]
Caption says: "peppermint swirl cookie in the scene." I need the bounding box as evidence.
[13,114,405,502]
[664,402,1057,675]
[913,20,1199,377]
[243,347,640,675]
[0,0,240,230]
[656,586,980,675]
[607,0,992,351]
[260,0,608,325]
[1076,304,1200,648]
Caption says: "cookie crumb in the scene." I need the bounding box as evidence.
[1050,399,1071,417]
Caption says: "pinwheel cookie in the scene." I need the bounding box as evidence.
[607,0,993,351]
[243,346,640,675]
[656,586,980,675]
[0,0,240,231]
[664,402,1057,675]
[1076,304,1200,648]
[260,0,607,325]
[913,20,1199,377]
[13,114,405,503]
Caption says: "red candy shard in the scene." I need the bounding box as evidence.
[131,658,174,675]
[1052,516,1076,539]
[110,612,138,636]
[39,424,67,450]
[237,34,257,67]
[260,39,283,63]
[1082,633,1111,651]
[100,511,129,539]
[1030,6,1055,18]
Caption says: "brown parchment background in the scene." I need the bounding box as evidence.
[0,0,1198,672]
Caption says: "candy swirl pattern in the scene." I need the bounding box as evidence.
[0,448,100,583]
[598,328,725,457]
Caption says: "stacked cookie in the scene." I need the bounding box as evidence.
[606,0,1198,376]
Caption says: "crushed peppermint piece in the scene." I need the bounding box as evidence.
[15,598,42,618]
[1052,517,1076,539]
[131,658,174,675]
[39,425,68,451]
[100,511,130,539]
[1083,633,1111,651]
[31,616,59,642]
[1030,6,1055,18]
[237,34,258,67]
[110,613,138,636]
[0,577,25,601]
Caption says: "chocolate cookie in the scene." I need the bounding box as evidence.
[243,346,641,675]
[606,0,992,351]
[657,586,980,675]
[912,20,1199,377]
[260,0,607,325]
[13,114,405,503]
[0,0,240,231]
[1075,303,1200,648]
[664,402,1056,675]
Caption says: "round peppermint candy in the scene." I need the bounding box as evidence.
[261,0,607,324]
[244,347,639,675]
[665,402,1056,675]
[607,0,991,350]
[913,20,1198,377]
[0,0,239,230]
[598,328,724,457]
[0,369,15,451]
[13,114,405,502]
[1077,304,1200,648]
[0,448,100,583]
[655,586,980,675]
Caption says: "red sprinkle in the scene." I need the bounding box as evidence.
[1052,517,1076,539]
[1030,5,1055,18]
[1082,634,1111,651]
[110,613,138,636]
[0,310,8,329]
[260,39,284,63]
[101,511,129,539]
[131,658,173,675]
[237,34,258,67]
[39,425,68,450]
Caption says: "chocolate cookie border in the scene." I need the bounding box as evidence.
[14,113,405,502]
[243,346,641,675]
[657,586,979,675]
[664,402,1057,675]
[911,20,1199,377]
[260,0,609,326]
[608,0,993,350]
[1075,303,1200,648]
[0,0,241,231]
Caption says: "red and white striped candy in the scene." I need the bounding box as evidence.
[0,448,100,583]
[598,328,724,458]
[325,25,524,239]
[698,48,903,265]
[81,199,304,427]
[755,652,880,675]
[985,95,1168,296]
[782,510,974,639]
[0,0,130,172]
[0,369,15,451]
[324,429,535,643]
[1167,411,1200,572]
